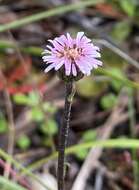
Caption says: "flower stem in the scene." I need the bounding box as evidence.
[58,81,75,190]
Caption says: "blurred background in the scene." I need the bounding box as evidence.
[0,0,139,190]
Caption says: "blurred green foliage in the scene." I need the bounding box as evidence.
[111,20,131,42]
[0,114,8,134]
[75,130,97,160]
[17,135,31,150]
[110,68,125,92]
[100,93,117,110]
[82,130,97,142]
[40,119,58,136]
[31,107,44,122]
[0,176,27,190]
[119,0,136,17]
[13,92,40,106]
[13,91,57,149]
[107,0,138,17]
[76,76,108,98]
[1,0,139,189]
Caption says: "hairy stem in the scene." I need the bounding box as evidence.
[58,81,75,190]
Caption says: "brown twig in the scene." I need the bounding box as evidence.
[58,81,75,190]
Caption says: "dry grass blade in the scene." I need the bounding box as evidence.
[0,0,104,32]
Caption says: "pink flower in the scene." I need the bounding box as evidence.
[42,32,102,76]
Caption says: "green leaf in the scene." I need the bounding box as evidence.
[13,92,39,106]
[120,0,136,17]
[111,21,131,42]
[0,119,8,133]
[107,68,125,78]
[28,92,39,105]
[17,135,31,150]
[101,93,117,110]
[42,138,53,147]
[40,119,58,136]
[75,149,88,160]
[76,76,107,98]
[30,107,44,122]
[82,130,97,142]
[96,68,139,89]
[76,130,97,160]
[0,40,43,57]
[109,69,124,91]
[0,176,27,190]
[111,79,123,92]
[13,94,31,106]
[102,49,126,68]
[43,102,57,114]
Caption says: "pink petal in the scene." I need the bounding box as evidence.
[67,33,73,47]
[81,57,102,67]
[80,36,91,44]
[65,59,72,75]
[93,46,100,51]
[48,40,63,51]
[72,64,77,76]
[55,60,64,71]
[93,64,98,69]
[42,55,56,63]
[43,33,102,76]
[44,63,55,73]
[85,61,93,70]
[76,32,84,46]
[55,37,65,46]
[91,59,103,66]
[42,50,51,54]
[75,60,87,75]
[46,45,54,51]
[83,50,101,58]
[59,35,68,45]
[80,61,92,75]
[46,46,57,54]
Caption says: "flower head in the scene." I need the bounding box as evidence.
[42,32,102,77]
